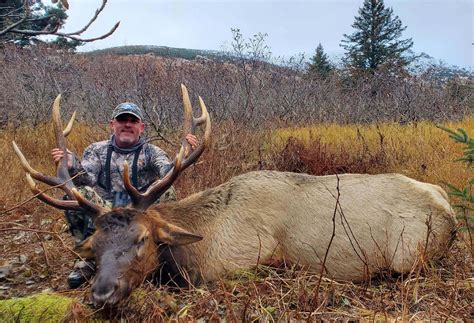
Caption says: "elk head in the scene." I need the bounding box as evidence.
[13,85,211,308]
[76,207,203,307]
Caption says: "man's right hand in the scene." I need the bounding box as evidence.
[51,148,73,169]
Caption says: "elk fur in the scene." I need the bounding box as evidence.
[149,170,456,282]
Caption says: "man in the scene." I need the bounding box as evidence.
[52,102,197,288]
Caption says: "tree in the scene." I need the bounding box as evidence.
[306,43,333,79]
[0,0,119,46]
[0,0,66,45]
[340,0,414,74]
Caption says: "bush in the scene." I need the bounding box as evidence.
[437,126,473,246]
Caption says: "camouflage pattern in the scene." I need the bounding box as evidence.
[112,102,144,120]
[65,186,111,241]
[69,139,176,206]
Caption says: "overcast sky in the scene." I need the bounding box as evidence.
[59,0,473,68]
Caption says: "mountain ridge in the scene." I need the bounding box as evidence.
[86,45,225,61]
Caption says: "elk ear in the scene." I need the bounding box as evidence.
[154,222,203,246]
[74,236,95,259]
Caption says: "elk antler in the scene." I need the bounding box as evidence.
[124,84,211,210]
[12,95,109,218]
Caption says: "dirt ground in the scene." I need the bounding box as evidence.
[0,201,79,300]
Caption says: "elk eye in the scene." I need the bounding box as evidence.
[137,236,148,248]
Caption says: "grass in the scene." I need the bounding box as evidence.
[0,118,472,320]
[269,117,474,190]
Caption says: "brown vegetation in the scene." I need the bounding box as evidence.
[1,44,471,129]
[0,45,472,320]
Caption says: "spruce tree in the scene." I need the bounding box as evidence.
[0,0,68,46]
[307,43,333,79]
[340,0,414,74]
[0,0,118,47]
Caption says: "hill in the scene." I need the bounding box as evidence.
[87,45,225,61]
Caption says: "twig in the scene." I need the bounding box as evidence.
[0,171,85,216]
[219,278,237,322]
[34,232,51,282]
[254,231,262,277]
[0,227,56,234]
[312,174,340,309]
[1,222,81,259]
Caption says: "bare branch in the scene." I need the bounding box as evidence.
[10,23,60,36]
[54,21,120,43]
[0,17,26,35]
[1,0,118,43]
[62,0,107,36]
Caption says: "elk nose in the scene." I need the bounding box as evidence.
[91,280,119,307]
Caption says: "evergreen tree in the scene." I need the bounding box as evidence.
[0,0,68,46]
[307,43,333,79]
[340,0,414,74]
[0,0,118,48]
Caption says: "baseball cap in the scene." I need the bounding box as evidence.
[112,102,144,120]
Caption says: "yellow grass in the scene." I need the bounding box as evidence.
[271,117,474,190]
[1,118,472,211]
[0,122,108,205]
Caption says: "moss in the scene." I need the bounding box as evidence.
[0,293,74,322]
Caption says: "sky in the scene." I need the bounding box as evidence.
[58,0,473,68]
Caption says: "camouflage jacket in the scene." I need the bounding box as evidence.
[69,136,174,207]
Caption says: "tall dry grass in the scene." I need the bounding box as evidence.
[0,123,106,205]
[269,117,474,190]
[0,121,264,209]
[1,117,472,214]
[0,117,472,321]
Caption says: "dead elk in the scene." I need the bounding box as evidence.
[13,88,456,308]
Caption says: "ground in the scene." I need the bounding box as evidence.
[0,200,472,321]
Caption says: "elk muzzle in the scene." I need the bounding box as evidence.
[91,270,129,308]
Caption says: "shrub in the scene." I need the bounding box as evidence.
[437,126,473,247]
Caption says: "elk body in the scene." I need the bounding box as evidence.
[82,171,455,307]
[13,87,456,308]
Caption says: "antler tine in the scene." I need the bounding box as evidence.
[181,84,194,157]
[63,110,76,137]
[194,96,209,126]
[179,85,211,159]
[181,84,193,135]
[122,161,140,204]
[12,141,65,188]
[124,147,185,210]
[52,95,74,192]
[12,95,109,217]
[12,96,76,196]
[71,188,110,218]
[26,173,107,217]
[124,85,211,211]
[181,95,211,169]
[25,174,83,211]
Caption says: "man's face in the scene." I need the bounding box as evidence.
[109,114,145,148]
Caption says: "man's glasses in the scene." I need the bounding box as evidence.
[115,115,140,123]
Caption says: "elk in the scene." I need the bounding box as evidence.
[13,87,456,308]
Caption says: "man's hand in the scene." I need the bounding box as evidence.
[51,148,73,168]
[185,134,198,150]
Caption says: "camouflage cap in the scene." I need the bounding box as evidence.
[112,102,144,121]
